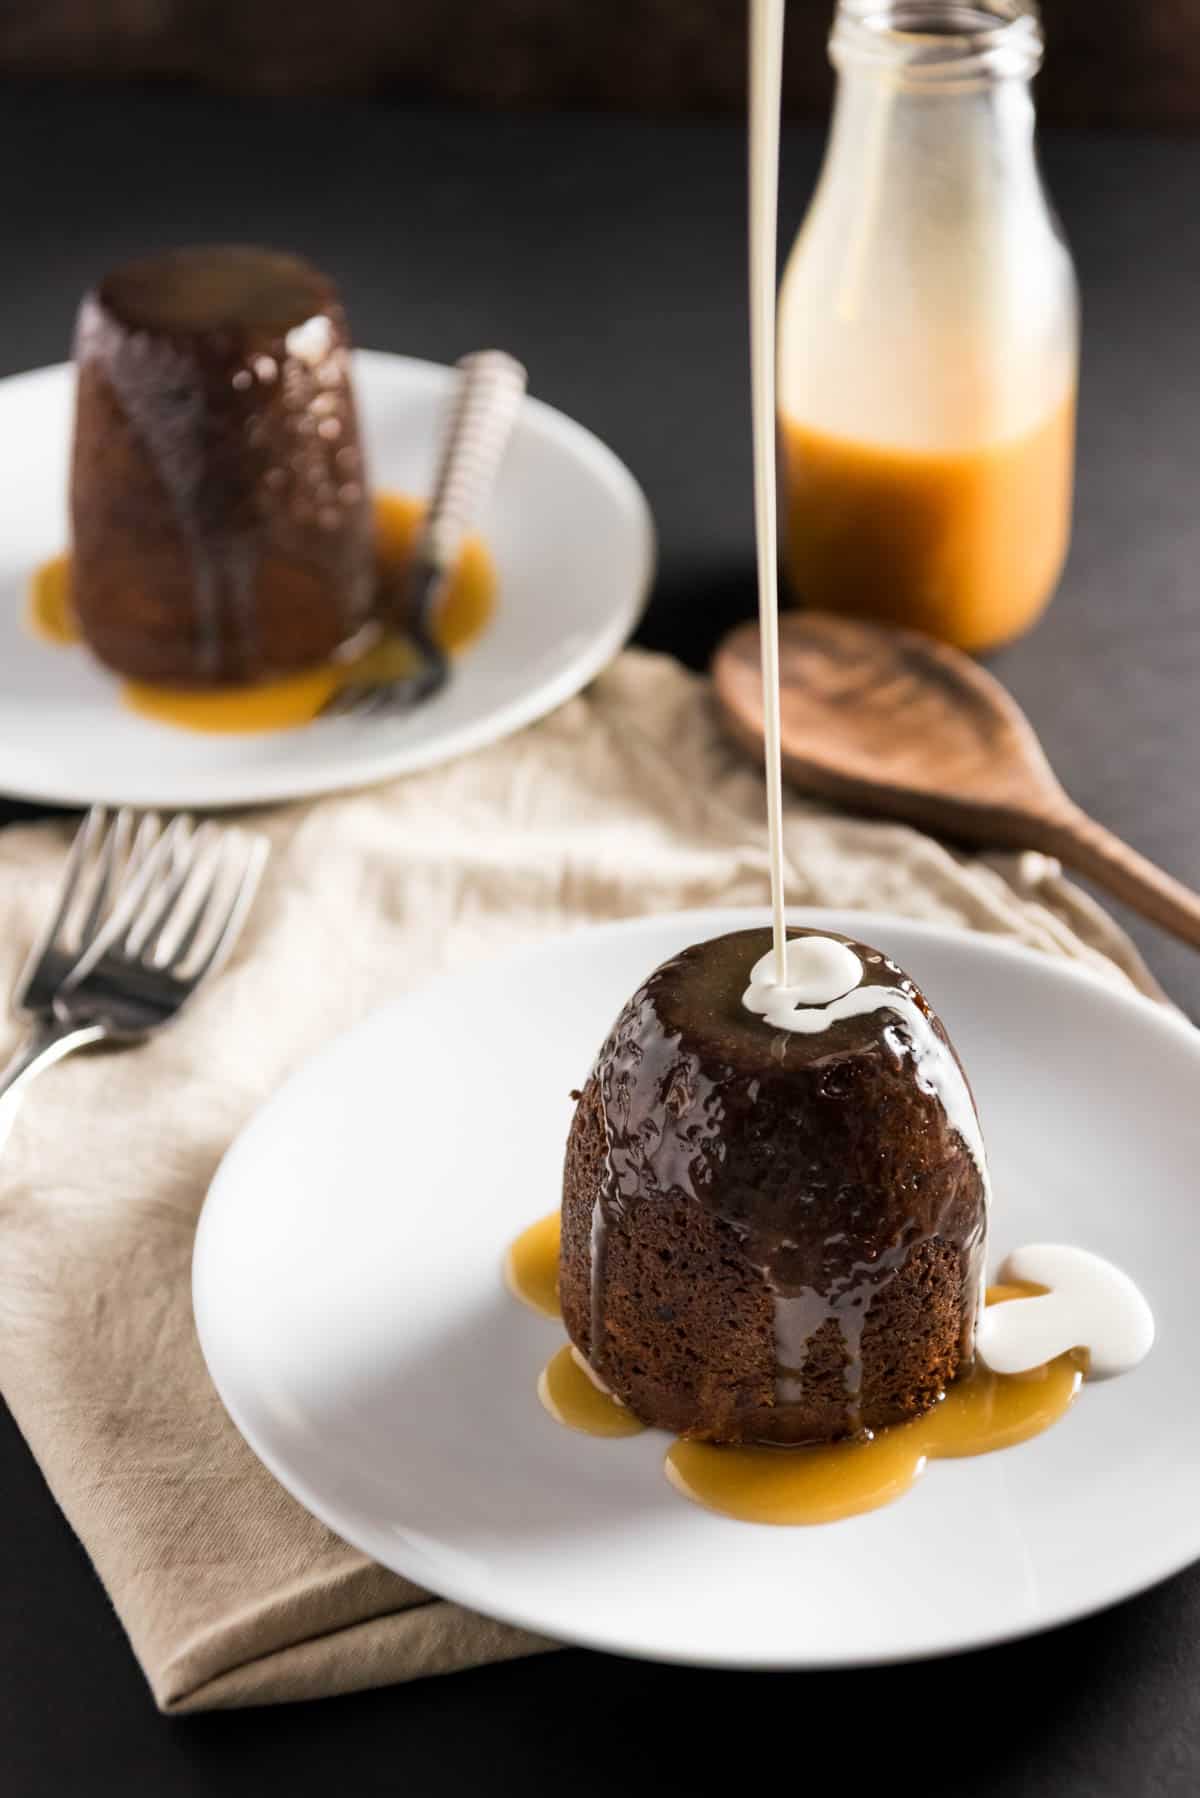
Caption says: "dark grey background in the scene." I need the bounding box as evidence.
[5,0,1200,130]
[0,84,1197,1796]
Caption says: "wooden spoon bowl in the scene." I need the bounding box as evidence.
[713,611,1200,949]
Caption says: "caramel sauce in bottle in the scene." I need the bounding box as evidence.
[506,1211,1083,1526]
[27,491,494,734]
[781,393,1076,653]
[777,1,1078,652]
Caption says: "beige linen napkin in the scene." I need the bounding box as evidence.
[0,649,1163,1713]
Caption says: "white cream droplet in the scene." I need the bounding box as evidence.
[285,314,334,366]
[743,936,863,1020]
[978,1243,1154,1379]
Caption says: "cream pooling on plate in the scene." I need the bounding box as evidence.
[979,1243,1155,1378]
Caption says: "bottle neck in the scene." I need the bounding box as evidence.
[822,0,1044,201]
[831,1,1044,88]
[820,52,1041,215]
[780,0,1074,450]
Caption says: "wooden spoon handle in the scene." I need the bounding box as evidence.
[1035,805,1200,949]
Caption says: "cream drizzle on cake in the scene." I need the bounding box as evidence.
[743,935,863,1016]
[743,933,991,1205]
[978,1244,1154,1378]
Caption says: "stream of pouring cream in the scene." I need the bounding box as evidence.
[740,1,1153,1389]
[748,0,790,987]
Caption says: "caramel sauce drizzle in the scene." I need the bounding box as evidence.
[506,1210,1084,1526]
[538,1345,647,1439]
[504,1211,563,1319]
[27,491,494,735]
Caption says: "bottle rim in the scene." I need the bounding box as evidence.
[831,1,1043,88]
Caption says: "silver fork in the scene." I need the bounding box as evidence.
[323,349,527,719]
[0,809,268,1118]
[2,806,158,1102]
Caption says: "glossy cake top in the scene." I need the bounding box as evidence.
[68,243,373,688]
[591,925,987,1280]
[641,925,933,1071]
[93,245,338,339]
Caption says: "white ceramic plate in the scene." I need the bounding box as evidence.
[193,909,1200,1669]
[0,352,654,809]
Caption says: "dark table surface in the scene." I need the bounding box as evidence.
[1,82,1197,1798]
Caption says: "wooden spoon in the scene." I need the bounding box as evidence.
[713,611,1200,948]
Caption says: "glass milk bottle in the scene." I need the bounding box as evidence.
[778,0,1077,651]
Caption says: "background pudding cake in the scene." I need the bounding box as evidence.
[560,925,988,1446]
[69,244,375,686]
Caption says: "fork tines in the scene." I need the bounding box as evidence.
[63,812,269,992]
[17,807,268,1029]
[17,806,146,1014]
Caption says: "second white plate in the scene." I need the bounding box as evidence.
[0,351,654,809]
[194,909,1200,1669]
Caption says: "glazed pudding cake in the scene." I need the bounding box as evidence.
[69,244,375,687]
[560,926,988,1446]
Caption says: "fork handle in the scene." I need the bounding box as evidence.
[0,1017,109,1123]
[421,350,527,573]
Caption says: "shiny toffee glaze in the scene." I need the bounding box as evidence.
[72,248,375,686]
[587,926,986,1433]
[27,491,494,733]
[741,942,989,1200]
[507,1211,1081,1525]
